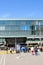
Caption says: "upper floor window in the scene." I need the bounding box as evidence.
[0,26,5,30]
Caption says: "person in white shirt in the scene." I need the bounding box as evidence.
[31,46,34,55]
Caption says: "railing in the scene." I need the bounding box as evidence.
[0,30,31,37]
[0,30,43,37]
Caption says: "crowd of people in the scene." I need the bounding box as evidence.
[31,46,43,55]
[7,45,43,55]
[31,46,38,55]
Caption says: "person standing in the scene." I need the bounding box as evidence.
[31,46,34,55]
[34,46,38,55]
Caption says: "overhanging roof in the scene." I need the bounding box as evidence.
[0,18,43,20]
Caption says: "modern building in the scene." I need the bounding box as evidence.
[0,19,43,48]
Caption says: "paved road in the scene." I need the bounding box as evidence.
[0,52,43,65]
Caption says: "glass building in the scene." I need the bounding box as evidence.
[0,19,43,47]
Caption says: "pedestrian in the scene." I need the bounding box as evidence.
[31,46,34,55]
[10,48,12,53]
[34,46,38,55]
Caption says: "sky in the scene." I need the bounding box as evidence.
[0,0,43,19]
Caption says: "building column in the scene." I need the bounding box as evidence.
[15,38,17,50]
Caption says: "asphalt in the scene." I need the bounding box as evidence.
[0,52,43,65]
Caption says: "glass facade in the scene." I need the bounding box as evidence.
[0,20,43,37]
[0,20,30,37]
[0,20,43,46]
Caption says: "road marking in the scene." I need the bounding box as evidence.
[3,54,6,65]
[0,54,4,65]
[16,53,27,59]
[16,56,20,59]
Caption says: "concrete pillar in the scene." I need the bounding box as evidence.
[15,38,17,50]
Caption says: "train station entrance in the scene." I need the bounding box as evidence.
[5,37,27,47]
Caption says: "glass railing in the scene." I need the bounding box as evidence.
[0,30,43,37]
[0,30,31,37]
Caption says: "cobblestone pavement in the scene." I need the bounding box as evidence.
[0,52,43,65]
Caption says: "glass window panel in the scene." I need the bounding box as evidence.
[20,25,30,30]
[0,26,5,30]
[0,20,31,26]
